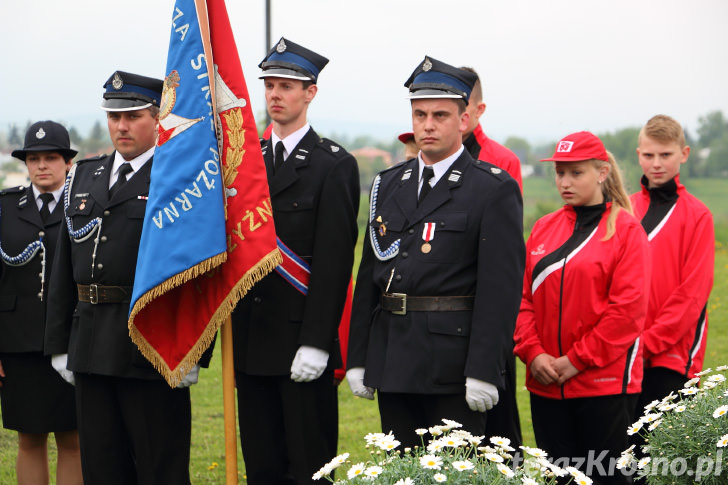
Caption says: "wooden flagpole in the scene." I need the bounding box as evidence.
[221,315,239,484]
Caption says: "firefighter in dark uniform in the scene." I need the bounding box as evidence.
[1,121,82,484]
[44,71,197,485]
[231,37,359,484]
[346,57,525,449]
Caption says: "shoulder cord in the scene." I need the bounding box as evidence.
[0,199,47,300]
[63,164,103,277]
[368,174,400,261]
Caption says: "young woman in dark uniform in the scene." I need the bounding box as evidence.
[0,121,82,484]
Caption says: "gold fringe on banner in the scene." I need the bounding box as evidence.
[129,248,282,387]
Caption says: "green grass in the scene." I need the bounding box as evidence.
[1,177,727,483]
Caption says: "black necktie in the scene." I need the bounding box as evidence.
[274,141,285,172]
[39,193,54,223]
[418,166,435,205]
[109,163,133,198]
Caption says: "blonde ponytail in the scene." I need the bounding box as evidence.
[593,151,632,240]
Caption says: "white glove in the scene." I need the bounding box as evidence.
[177,364,200,388]
[346,367,374,400]
[290,345,329,383]
[51,354,75,386]
[465,377,499,412]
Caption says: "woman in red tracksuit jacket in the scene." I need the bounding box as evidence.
[515,131,649,485]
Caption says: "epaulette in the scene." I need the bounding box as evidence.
[317,137,348,157]
[0,185,24,196]
[473,159,508,180]
[76,154,106,165]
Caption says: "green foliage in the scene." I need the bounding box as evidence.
[621,368,728,484]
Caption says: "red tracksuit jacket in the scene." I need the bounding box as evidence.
[630,176,714,378]
[515,203,650,399]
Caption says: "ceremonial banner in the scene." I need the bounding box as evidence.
[129,0,280,387]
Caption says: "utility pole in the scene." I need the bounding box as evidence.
[264,0,271,126]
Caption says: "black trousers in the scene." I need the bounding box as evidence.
[377,391,486,450]
[484,355,522,447]
[530,393,637,485]
[74,373,191,485]
[236,370,338,485]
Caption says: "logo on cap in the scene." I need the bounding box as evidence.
[112,72,124,90]
[556,141,574,153]
[35,128,46,139]
[276,39,287,53]
[423,58,433,72]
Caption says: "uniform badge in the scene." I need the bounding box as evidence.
[112,72,124,90]
[401,169,412,182]
[35,128,46,139]
[491,167,502,174]
[421,222,436,253]
[276,38,287,53]
[448,170,461,183]
[79,199,86,210]
[330,145,339,153]
[423,58,432,72]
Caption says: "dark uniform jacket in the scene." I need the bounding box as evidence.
[348,150,525,394]
[0,186,63,353]
[232,127,360,376]
[44,153,161,379]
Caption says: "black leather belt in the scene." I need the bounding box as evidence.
[381,293,474,315]
[77,284,132,304]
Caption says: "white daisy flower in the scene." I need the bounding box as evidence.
[717,365,728,371]
[452,460,474,471]
[657,402,676,412]
[394,478,414,485]
[708,374,726,383]
[347,463,366,479]
[419,454,443,470]
[718,435,728,448]
[364,432,385,445]
[490,436,511,447]
[484,452,504,463]
[661,392,678,402]
[616,454,633,469]
[695,368,713,377]
[713,405,728,418]
[648,419,662,431]
[703,381,718,390]
[627,421,643,435]
[640,412,662,424]
[684,377,700,388]
[497,463,515,477]
[441,436,466,448]
[429,426,445,437]
[522,478,538,485]
[330,453,349,467]
[415,428,428,436]
[441,418,463,429]
[364,466,383,478]
[637,457,651,469]
[520,445,548,458]
[680,387,699,395]
[643,399,660,411]
[377,437,401,451]
[674,405,687,413]
[573,473,593,485]
[433,473,447,482]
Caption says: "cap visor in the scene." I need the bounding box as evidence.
[259,67,313,82]
[101,99,152,112]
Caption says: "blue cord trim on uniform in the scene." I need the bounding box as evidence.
[63,166,103,277]
[0,204,48,299]
[368,174,400,261]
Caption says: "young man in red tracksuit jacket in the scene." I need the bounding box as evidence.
[630,114,714,416]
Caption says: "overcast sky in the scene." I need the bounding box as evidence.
[2,1,727,145]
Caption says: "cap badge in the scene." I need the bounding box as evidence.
[422,58,433,72]
[276,39,287,53]
[112,72,124,90]
[35,128,46,139]
[556,140,574,153]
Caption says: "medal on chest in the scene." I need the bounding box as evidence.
[421,222,436,253]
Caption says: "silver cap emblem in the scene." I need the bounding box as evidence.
[276,39,287,53]
[112,72,124,90]
[35,128,46,139]
[423,58,432,72]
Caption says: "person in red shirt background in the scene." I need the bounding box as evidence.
[515,131,649,484]
[630,114,714,418]
[459,66,522,192]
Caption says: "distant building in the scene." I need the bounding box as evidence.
[351,147,392,166]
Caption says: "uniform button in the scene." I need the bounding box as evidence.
[37,292,43,300]
[401,252,409,258]
[38,273,43,278]
[292,202,299,208]
[96,263,103,270]
[103,210,111,216]
[457,327,462,333]
[395,274,402,281]
[439,221,446,227]
[38,231,45,237]
[253,297,262,304]
[100,236,108,243]
[408,228,415,235]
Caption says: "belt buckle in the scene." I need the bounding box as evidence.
[89,284,99,305]
[390,292,407,315]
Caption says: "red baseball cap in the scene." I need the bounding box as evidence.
[540,131,608,162]
[398,132,415,144]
